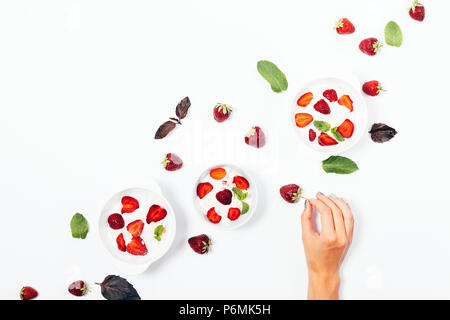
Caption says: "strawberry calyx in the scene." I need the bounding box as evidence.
[334,19,344,30]
[246,127,256,138]
[201,240,212,253]
[161,157,171,168]
[411,0,422,12]
[373,41,383,53]
[216,103,232,115]
[291,187,305,202]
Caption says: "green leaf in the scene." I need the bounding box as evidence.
[385,21,402,47]
[331,127,345,142]
[322,156,359,175]
[257,60,288,93]
[314,121,331,132]
[241,201,249,214]
[154,225,164,241]
[232,187,248,201]
[70,213,89,239]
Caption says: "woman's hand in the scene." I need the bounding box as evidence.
[301,193,354,300]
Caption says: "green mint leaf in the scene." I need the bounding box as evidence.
[322,156,359,175]
[257,60,288,93]
[385,21,402,47]
[241,201,249,214]
[314,121,331,133]
[154,225,164,241]
[232,187,248,201]
[70,213,89,239]
[331,127,345,142]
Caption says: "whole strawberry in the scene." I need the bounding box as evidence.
[188,234,211,254]
[280,184,304,203]
[409,1,425,21]
[362,80,384,96]
[68,280,88,297]
[213,103,233,122]
[162,153,183,171]
[359,38,382,56]
[20,286,38,300]
[335,18,355,34]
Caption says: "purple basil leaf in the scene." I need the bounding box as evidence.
[155,120,177,139]
[96,275,140,300]
[175,96,191,119]
[369,123,397,143]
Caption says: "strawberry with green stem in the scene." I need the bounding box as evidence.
[213,103,233,122]
[409,1,425,21]
[280,184,306,204]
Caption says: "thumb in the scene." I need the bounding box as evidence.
[301,200,316,236]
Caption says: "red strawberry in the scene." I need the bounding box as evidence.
[210,167,227,180]
[309,129,317,142]
[20,286,38,300]
[216,189,232,205]
[206,207,222,224]
[68,280,87,297]
[116,233,126,252]
[188,234,211,254]
[245,126,265,148]
[297,92,314,107]
[359,38,382,56]
[107,213,124,229]
[233,176,249,190]
[162,153,183,171]
[314,99,331,115]
[362,80,383,96]
[323,89,338,102]
[121,196,139,214]
[126,219,144,237]
[337,119,355,138]
[295,113,313,128]
[409,1,425,21]
[338,95,354,112]
[318,132,338,146]
[146,205,167,224]
[335,18,355,34]
[280,184,303,203]
[227,207,241,221]
[126,237,148,256]
[197,182,213,199]
[213,103,233,122]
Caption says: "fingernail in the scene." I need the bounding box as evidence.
[329,193,338,198]
[317,192,324,196]
[304,200,308,208]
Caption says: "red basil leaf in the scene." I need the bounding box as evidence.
[155,120,177,139]
[96,275,140,300]
[175,96,191,119]
[369,123,397,143]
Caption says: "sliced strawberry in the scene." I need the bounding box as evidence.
[309,129,317,142]
[337,119,354,138]
[245,126,266,148]
[206,207,222,224]
[323,89,338,102]
[146,205,167,224]
[126,237,148,256]
[313,99,331,114]
[318,132,338,146]
[116,233,126,252]
[295,113,313,128]
[338,95,354,112]
[227,208,241,221]
[121,196,139,214]
[297,92,314,107]
[233,176,249,190]
[126,219,144,237]
[197,182,213,199]
[210,167,226,180]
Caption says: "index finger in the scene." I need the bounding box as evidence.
[309,199,335,237]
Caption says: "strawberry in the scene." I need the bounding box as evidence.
[362,80,383,96]
[188,234,211,254]
[314,99,331,115]
[210,167,227,180]
[107,213,124,230]
[359,38,382,56]
[280,184,303,203]
[126,219,144,237]
[197,182,213,199]
[68,280,87,297]
[338,95,354,112]
[162,153,183,171]
[309,129,316,142]
[245,126,266,148]
[335,18,355,34]
[116,233,126,252]
[227,207,241,221]
[409,1,425,21]
[318,132,338,146]
[323,89,338,102]
[206,207,222,224]
[233,176,249,190]
[297,92,314,107]
[337,119,354,138]
[146,205,167,224]
[213,103,233,122]
[216,189,232,205]
[121,196,139,214]
[126,237,148,256]
[20,286,38,300]
[295,113,313,128]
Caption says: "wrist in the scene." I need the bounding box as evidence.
[307,270,341,300]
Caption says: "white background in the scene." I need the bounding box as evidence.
[0,0,449,300]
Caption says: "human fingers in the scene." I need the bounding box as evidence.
[309,198,335,238]
[330,197,354,241]
[316,193,346,242]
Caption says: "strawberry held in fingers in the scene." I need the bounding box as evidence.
[20,286,38,300]
[409,1,425,21]
[121,196,139,214]
[147,205,167,224]
[335,18,355,34]
[359,38,382,56]
[162,153,183,171]
[280,184,304,203]
[213,103,232,122]
[188,234,211,254]
[245,126,266,148]
[362,80,384,96]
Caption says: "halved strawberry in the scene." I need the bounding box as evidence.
[126,219,144,237]
[337,119,354,138]
[338,95,353,112]
[210,167,226,180]
[313,99,331,114]
[318,132,338,146]
[295,113,313,128]
[146,205,167,224]
[126,237,148,256]
[233,176,249,190]
[121,196,139,214]
[206,207,222,224]
[116,233,126,252]
[197,182,213,199]
[323,89,338,102]
[309,129,316,142]
[227,208,241,221]
[297,92,314,107]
